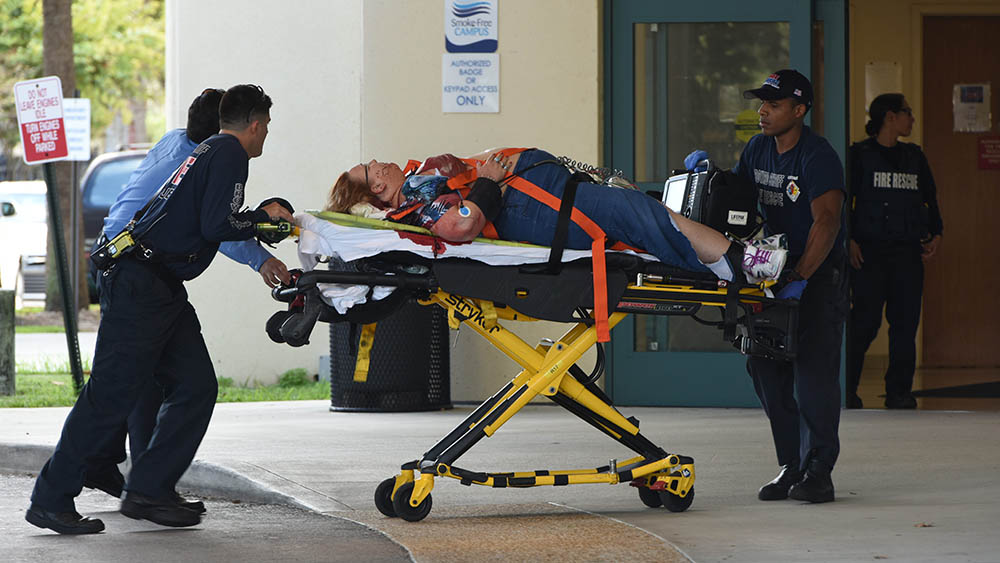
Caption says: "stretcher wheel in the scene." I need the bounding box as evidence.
[638,486,663,508]
[659,487,694,513]
[391,482,432,522]
[266,311,293,343]
[374,478,398,518]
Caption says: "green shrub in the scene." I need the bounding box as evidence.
[278,368,311,387]
[217,376,235,388]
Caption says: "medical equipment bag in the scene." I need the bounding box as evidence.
[662,166,760,239]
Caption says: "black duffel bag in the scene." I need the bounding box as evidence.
[661,165,760,239]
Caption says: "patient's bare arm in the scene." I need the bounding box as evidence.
[429,152,509,242]
[431,203,487,242]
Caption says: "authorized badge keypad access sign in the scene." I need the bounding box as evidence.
[442,0,499,113]
[13,75,68,165]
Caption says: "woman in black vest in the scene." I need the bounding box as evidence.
[847,93,943,409]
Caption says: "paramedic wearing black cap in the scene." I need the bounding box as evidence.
[26,84,295,535]
[740,69,847,504]
[846,93,943,410]
[689,69,847,503]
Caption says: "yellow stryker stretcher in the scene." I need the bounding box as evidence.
[267,211,798,522]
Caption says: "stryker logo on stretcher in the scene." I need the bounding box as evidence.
[444,294,502,333]
[872,171,919,190]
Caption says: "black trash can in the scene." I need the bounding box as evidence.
[329,297,452,412]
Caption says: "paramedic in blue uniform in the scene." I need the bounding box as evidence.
[846,93,943,410]
[26,84,295,534]
[690,69,847,503]
[80,88,292,511]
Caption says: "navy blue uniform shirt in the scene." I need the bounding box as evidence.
[735,126,846,256]
[136,133,268,280]
[104,129,274,271]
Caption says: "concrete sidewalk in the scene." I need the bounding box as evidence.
[2,401,999,562]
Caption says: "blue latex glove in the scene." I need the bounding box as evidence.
[683,150,710,172]
[776,279,807,300]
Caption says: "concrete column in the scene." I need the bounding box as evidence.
[0,289,14,396]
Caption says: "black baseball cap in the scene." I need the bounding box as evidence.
[743,69,813,109]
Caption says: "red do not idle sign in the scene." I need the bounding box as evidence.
[13,75,69,165]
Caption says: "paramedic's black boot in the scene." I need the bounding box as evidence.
[171,491,206,514]
[120,492,201,527]
[885,392,917,409]
[25,505,105,535]
[83,465,125,499]
[757,462,802,500]
[846,393,864,409]
[788,459,835,503]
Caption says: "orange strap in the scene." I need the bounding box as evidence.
[445,148,529,191]
[396,150,529,237]
[504,175,613,342]
[402,160,422,175]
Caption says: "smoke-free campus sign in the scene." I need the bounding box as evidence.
[13,75,68,165]
[445,0,497,53]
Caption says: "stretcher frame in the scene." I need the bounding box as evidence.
[269,246,798,521]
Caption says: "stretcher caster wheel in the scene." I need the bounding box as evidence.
[391,482,432,522]
[266,311,293,343]
[374,478,398,518]
[659,487,694,513]
[638,486,663,508]
[282,330,310,348]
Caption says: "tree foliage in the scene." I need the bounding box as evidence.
[0,0,164,165]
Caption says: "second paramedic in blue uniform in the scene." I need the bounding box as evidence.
[26,84,295,534]
[846,93,943,409]
[80,88,292,510]
[694,70,847,503]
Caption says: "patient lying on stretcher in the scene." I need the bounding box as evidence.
[325,148,786,283]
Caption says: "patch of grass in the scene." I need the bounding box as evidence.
[16,358,93,375]
[0,374,81,407]
[278,368,312,387]
[14,325,65,334]
[15,306,44,314]
[216,380,329,402]
[0,374,328,408]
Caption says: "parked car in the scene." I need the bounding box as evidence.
[0,180,48,308]
[79,149,147,302]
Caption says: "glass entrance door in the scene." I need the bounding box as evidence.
[605,0,845,406]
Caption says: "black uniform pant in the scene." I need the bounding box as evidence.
[84,377,164,471]
[84,238,165,470]
[31,259,218,511]
[847,242,923,398]
[747,252,847,471]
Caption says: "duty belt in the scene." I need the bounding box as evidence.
[135,242,199,264]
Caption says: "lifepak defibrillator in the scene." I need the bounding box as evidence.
[662,162,761,240]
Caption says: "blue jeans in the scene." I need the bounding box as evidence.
[494,150,706,272]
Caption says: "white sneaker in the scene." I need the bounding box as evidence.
[742,235,788,283]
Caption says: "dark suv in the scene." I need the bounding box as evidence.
[79,149,147,301]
